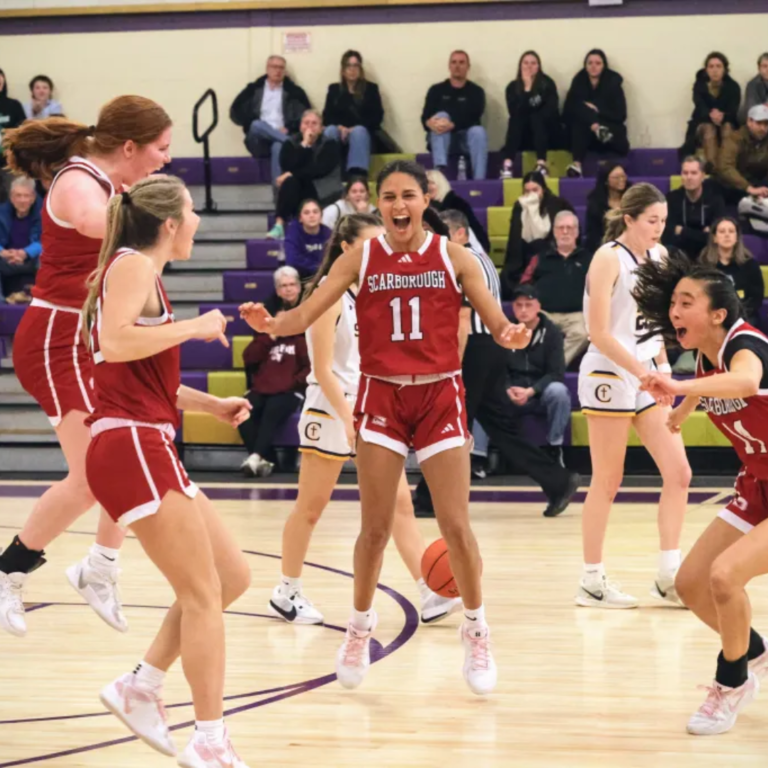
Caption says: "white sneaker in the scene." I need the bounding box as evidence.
[268,584,324,625]
[240,454,261,477]
[420,591,463,624]
[177,728,248,768]
[100,673,176,756]
[335,613,377,690]
[650,572,686,607]
[0,571,27,637]
[255,458,274,478]
[574,576,639,609]
[749,637,768,681]
[66,556,128,632]
[687,672,759,735]
[460,622,497,695]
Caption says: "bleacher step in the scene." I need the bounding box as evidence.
[171,242,247,271]
[0,406,57,443]
[189,184,274,212]
[196,213,268,239]
[163,273,223,303]
[0,373,35,405]
[0,444,67,472]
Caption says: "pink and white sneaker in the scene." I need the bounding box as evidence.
[335,613,378,690]
[686,672,759,735]
[460,622,498,695]
[177,728,249,768]
[749,637,768,681]
[100,673,176,755]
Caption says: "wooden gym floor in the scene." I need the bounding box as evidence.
[0,480,766,768]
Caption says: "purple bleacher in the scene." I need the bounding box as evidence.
[0,304,26,335]
[744,234,768,264]
[198,302,251,336]
[416,152,504,181]
[452,180,504,207]
[560,176,671,207]
[181,371,208,392]
[274,412,300,446]
[246,240,282,270]
[574,205,587,234]
[180,338,232,370]
[628,148,679,177]
[472,207,488,231]
[521,413,572,446]
[0,336,7,359]
[165,157,272,186]
[267,213,276,230]
[223,271,276,303]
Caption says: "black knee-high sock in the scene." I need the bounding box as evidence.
[748,628,766,661]
[716,651,749,689]
[0,536,46,575]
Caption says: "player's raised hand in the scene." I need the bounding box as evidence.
[239,302,274,333]
[496,322,531,350]
[195,309,229,347]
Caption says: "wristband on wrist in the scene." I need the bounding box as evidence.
[657,363,672,374]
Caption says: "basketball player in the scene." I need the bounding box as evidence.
[634,252,768,735]
[86,176,252,767]
[270,212,461,626]
[576,183,691,609]
[0,98,173,637]
[241,159,531,695]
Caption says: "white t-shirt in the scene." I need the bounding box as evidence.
[261,83,284,131]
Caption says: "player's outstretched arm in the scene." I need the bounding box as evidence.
[177,385,251,428]
[664,349,763,400]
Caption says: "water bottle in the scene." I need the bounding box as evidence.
[500,159,513,180]
[457,155,467,182]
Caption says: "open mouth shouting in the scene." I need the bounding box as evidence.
[392,215,411,233]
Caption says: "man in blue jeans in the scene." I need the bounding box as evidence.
[421,51,488,180]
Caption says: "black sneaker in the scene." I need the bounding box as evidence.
[566,164,583,178]
[543,472,581,518]
[543,445,565,468]
[412,492,435,518]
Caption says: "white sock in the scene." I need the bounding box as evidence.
[133,661,166,692]
[90,543,120,565]
[351,607,374,632]
[280,575,301,594]
[196,718,225,744]
[659,549,681,575]
[416,577,432,601]
[583,562,605,582]
[463,604,486,626]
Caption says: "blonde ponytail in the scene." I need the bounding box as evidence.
[601,182,667,246]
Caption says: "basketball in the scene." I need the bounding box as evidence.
[421,538,459,598]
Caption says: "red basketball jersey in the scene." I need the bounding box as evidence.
[356,232,463,377]
[696,320,768,479]
[33,156,114,308]
[87,248,180,428]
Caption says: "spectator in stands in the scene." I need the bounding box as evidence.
[680,52,741,170]
[268,109,342,239]
[0,176,41,303]
[264,265,302,317]
[532,210,591,365]
[585,161,630,254]
[421,50,488,180]
[563,49,629,178]
[506,285,571,467]
[322,50,383,178]
[501,51,562,178]
[284,199,332,280]
[322,176,376,229]
[663,156,725,260]
[699,216,764,327]
[23,75,64,120]
[0,69,26,204]
[717,103,768,206]
[426,168,489,254]
[739,53,768,124]
[501,170,574,297]
[239,285,310,478]
[230,56,311,185]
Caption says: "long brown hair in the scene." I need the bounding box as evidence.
[603,182,667,243]
[699,216,753,267]
[81,175,186,338]
[4,95,172,181]
[340,49,367,101]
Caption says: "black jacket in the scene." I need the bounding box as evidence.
[563,68,627,130]
[322,82,383,132]
[506,313,565,394]
[279,134,342,206]
[230,76,311,135]
[0,93,25,146]
[502,74,560,156]
[532,246,592,314]
[430,190,490,253]
[421,79,485,134]
[688,69,741,131]
[662,182,726,260]
[716,257,764,327]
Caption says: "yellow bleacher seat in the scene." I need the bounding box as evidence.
[208,370,247,399]
[184,412,242,445]
[487,207,512,237]
[489,237,508,266]
[521,150,573,179]
[231,336,251,369]
[761,267,768,297]
[670,175,682,191]
[503,177,559,207]
[369,153,416,181]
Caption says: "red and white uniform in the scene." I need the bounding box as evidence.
[85,248,197,526]
[354,232,467,462]
[698,320,768,532]
[13,156,114,426]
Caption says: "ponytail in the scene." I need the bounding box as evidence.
[601,182,667,245]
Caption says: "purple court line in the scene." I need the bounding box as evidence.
[0,550,419,767]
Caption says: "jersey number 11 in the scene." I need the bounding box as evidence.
[390,296,424,342]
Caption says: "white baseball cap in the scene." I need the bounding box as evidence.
[748,104,768,122]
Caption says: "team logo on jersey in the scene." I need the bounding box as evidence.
[595,384,612,403]
[398,254,413,264]
[440,424,455,435]
[699,396,748,416]
[304,422,321,441]
[366,271,447,293]
[372,416,388,427]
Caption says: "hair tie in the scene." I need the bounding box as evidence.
[87,125,97,137]
[121,191,131,205]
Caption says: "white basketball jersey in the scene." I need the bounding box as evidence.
[584,241,663,362]
[306,285,360,396]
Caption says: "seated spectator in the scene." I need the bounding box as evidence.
[563,49,629,178]
[506,285,571,467]
[427,168,489,253]
[717,103,768,207]
[585,162,630,254]
[663,156,725,260]
[501,170,574,297]
[322,176,376,229]
[264,265,302,317]
[532,211,591,365]
[699,216,764,327]
[322,50,383,178]
[230,56,311,185]
[0,176,41,303]
[23,75,64,120]
[739,53,768,124]
[268,110,342,239]
[238,306,310,478]
[421,50,488,180]
[501,51,562,178]
[0,68,26,204]
[680,53,741,170]
[284,199,332,281]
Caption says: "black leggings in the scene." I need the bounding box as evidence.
[570,121,629,162]
[505,112,560,161]
[276,176,318,222]
[237,390,302,461]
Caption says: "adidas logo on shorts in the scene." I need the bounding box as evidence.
[440,424,455,435]
[372,416,388,427]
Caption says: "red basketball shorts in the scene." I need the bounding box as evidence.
[13,301,94,427]
[86,422,198,526]
[718,467,768,533]
[354,374,468,463]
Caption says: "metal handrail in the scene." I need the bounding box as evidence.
[192,88,218,212]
